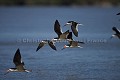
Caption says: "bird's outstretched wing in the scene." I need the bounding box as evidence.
[13,49,24,66]
[48,41,57,51]
[67,32,73,40]
[71,22,78,37]
[54,20,62,37]
[36,42,44,51]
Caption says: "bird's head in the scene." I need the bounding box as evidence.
[64,21,73,26]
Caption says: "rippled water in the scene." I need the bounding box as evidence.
[0,6,120,80]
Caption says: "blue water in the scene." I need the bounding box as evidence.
[0,6,120,80]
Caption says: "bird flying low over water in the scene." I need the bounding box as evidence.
[53,20,70,40]
[64,21,83,37]
[5,49,31,75]
[36,40,57,51]
[62,32,84,50]
[111,27,120,39]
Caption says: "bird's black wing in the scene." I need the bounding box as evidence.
[71,22,78,37]
[71,26,78,37]
[13,48,23,66]
[117,13,120,15]
[36,42,44,51]
[54,20,62,37]
[48,41,57,51]
[67,32,73,40]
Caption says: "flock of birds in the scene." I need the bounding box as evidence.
[5,13,120,74]
[36,20,84,52]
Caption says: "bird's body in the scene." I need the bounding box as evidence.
[65,41,83,48]
[62,32,84,50]
[62,40,84,50]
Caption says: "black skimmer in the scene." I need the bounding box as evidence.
[53,20,69,40]
[36,40,57,51]
[5,49,31,74]
[111,27,120,39]
[64,21,83,37]
[116,13,120,15]
[62,32,84,50]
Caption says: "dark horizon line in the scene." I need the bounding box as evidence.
[0,1,120,7]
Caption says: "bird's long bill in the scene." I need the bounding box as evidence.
[4,71,10,75]
[61,47,65,50]
[109,36,114,40]
[110,36,113,39]
[110,34,116,39]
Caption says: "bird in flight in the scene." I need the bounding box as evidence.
[5,48,31,75]
[53,20,70,40]
[36,40,57,51]
[64,21,83,37]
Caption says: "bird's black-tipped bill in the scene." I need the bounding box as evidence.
[61,48,65,50]
[4,71,9,75]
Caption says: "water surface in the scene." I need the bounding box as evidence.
[0,6,120,80]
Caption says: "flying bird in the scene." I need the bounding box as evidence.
[53,20,70,40]
[36,40,57,51]
[64,21,83,37]
[62,32,84,50]
[5,48,31,74]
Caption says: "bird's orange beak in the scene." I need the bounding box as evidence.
[64,45,67,48]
